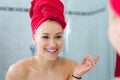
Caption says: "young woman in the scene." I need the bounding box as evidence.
[6,0,99,80]
[108,0,120,54]
[108,0,120,79]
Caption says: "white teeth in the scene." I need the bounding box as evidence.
[46,49,57,53]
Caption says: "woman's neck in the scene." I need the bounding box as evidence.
[34,54,59,71]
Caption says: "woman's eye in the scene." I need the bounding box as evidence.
[55,36,62,39]
[42,36,49,39]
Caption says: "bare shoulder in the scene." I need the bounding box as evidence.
[60,57,77,66]
[58,56,77,70]
[66,58,78,66]
[58,57,78,79]
[5,57,34,80]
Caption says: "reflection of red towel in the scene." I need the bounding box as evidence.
[29,0,66,36]
[110,0,120,17]
[115,52,120,77]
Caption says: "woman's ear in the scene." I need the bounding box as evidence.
[32,35,36,45]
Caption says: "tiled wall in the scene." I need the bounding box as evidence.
[0,1,32,80]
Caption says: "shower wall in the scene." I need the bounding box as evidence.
[0,1,32,80]
[0,0,115,80]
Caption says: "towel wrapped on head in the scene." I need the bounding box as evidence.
[110,0,120,17]
[29,0,66,36]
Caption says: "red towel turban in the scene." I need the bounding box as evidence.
[109,0,120,17]
[29,0,66,36]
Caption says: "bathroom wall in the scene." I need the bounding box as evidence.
[0,1,32,80]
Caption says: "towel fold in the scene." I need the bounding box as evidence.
[29,0,66,35]
[110,0,120,17]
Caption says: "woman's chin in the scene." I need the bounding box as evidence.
[45,51,59,61]
[114,77,120,80]
[45,56,58,61]
[116,48,120,55]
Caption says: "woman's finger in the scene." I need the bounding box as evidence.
[86,56,96,66]
[95,56,100,64]
[81,56,88,65]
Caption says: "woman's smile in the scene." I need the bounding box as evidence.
[45,49,57,53]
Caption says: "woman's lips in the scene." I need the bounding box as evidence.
[45,49,58,54]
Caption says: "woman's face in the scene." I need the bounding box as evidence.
[34,20,63,61]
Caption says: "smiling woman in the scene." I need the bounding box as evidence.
[5,0,99,80]
[108,0,120,79]
[33,19,64,61]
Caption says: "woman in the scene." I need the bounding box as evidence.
[108,0,120,79]
[6,0,99,80]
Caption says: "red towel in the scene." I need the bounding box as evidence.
[115,52,120,77]
[29,0,66,36]
[110,0,120,17]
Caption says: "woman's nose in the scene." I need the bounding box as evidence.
[49,39,56,47]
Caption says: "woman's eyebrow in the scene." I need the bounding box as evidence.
[42,32,63,35]
[42,33,49,35]
[56,32,63,35]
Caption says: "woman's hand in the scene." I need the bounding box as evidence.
[73,55,99,78]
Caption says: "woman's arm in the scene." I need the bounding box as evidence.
[69,55,99,80]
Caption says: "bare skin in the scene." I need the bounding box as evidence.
[114,78,120,80]
[6,56,77,80]
[6,20,99,80]
[6,56,99,80]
